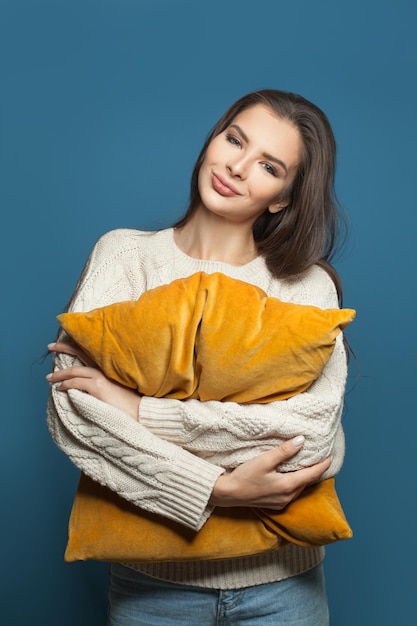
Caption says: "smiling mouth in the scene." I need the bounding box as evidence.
[212,173,241,197]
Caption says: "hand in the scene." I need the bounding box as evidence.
[210,436,331,511]
[46,341,141,421]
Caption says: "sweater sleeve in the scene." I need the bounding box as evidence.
[46,231,224,531]
[138,268,349,477]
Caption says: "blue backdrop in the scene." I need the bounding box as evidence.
[1,0,416,623]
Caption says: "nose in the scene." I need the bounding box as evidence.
[226,154,249,179]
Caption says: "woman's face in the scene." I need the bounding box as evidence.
[197,104,302,227]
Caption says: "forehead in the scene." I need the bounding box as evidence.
[229,104,302,168]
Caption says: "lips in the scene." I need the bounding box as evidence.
[211,173,241,197]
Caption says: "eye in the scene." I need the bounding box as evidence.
[262,162,278,177]
[225,133,242,147]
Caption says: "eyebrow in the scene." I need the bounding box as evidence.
[229,123,289,175]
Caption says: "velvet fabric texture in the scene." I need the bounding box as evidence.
[58,272,355,562]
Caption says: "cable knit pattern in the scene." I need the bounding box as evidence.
[47,227,349,589]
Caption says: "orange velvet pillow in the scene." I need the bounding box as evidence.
[58,272,355,562]
[58,271,355,404]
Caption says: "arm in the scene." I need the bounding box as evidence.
[48,368,330,515]
[47,383,223,530]
[47,231,224,530]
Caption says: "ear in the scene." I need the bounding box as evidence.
[268,198,289,214]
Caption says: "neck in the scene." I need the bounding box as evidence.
[174,210,258,266]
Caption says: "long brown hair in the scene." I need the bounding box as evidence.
[174,89,348,303]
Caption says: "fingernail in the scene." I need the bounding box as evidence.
[46,373,53,381]
[47,343,56,349]
[292,435,305,447]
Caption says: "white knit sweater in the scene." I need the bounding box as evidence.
[47,228,349,589]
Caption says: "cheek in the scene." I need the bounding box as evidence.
[252,175,284,203]
[203,141,221,165]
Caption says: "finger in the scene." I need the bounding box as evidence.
[283,456,332,491]
[254,436,306,471]
[48,342,96,367]
[46,366,97,383]
[48,341,77,355]
[52,377,94,394]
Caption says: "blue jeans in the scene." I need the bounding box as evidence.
[107,563,329,625]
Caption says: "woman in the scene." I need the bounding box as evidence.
[47,89,349,625]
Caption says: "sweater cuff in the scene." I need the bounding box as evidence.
[158,452,225,530]
[139,396,192,441]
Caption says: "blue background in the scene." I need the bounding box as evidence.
[1,0,416,623]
